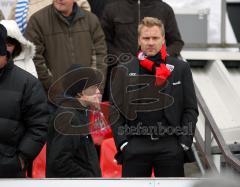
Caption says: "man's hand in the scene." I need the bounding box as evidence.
[18,155,25,170]
[181,143,190,151]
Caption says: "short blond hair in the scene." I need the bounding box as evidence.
[138,17,165,37]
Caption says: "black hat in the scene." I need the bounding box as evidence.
[63,64,103,97]
[0,24,7,56]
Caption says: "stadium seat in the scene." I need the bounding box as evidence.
[90,102,112,145]
[31,144,46,178]
[100,138,122,178]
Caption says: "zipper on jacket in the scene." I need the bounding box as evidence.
[68,27,75,64]
[138,0,141,24]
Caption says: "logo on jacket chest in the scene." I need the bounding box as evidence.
[129,73,137,76]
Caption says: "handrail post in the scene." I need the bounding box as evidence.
[221,0,226,46]
[205,119,212,157]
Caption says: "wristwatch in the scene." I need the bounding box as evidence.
[181,143,189,151]
[120,142,128,151]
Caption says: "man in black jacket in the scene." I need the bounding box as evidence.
[110,17,198,177]
[101,0,183,57]
[101,0,184,100]
[46,64,102,177]
[0,24,49,178]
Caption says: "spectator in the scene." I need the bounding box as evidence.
[101,0,184,57]
[24,0,107,93]
[1,20,37,77]
[8,0,91,33]
[110,17,198,177]
[0,23,49,178]
[46,64,102,177]
[101,0,184,100]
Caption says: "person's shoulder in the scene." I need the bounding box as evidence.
[118,55,137,68]
[30,4,52,19]
[158,1,174,11]
[13,65,39,84]
[166,56,190,69]
[81,8,101,27]
[81,8,97,19]
[103,0,123,13]
[53,106,79,123]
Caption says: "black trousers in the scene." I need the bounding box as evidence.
[122,136,184,177]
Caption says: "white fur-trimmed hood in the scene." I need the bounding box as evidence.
[0,20,36,61]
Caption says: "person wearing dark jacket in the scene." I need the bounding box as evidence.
[46,64,102,178]
[109,17,198,177]
[101,0,184,57]
[101,0,184,100]
[0,24,49,178]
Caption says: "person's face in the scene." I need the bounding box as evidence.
[0,55,7,69]
[6,43,15,55]
[78,85,102,110]
[53,0,74,16]
[138,25,165,56]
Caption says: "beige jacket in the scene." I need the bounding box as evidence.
[8,0,91,21]
[25,4,106,91]
[0,10,4,21]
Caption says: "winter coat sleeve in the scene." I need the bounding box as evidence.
[164,6,184,57]
[109,65,128,150]
[47,135,93,177]
[89,13,107,91]
[24,15,53,91]
[178,63,198,148]
[47,114,94,177]
[18,78,49,160]
[100,4,124,57]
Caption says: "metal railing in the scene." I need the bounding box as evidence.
[193,82,240,173]
[185,0,240,49]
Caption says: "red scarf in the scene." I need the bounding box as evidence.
[137,44,170,86]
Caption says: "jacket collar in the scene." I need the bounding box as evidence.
[136,56,174,94]
[53,3,85,26]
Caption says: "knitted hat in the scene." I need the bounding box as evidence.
[0,24,7,56]
[63,64,103,97]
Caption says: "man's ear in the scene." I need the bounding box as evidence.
[162,36,165,45]
[138,37,141,48]
[138,43,141,51]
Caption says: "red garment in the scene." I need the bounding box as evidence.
[137,44,170,86]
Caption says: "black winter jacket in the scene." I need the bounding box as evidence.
[0,61,49,178]
[101,0,184,58]
[46,105,101,178]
